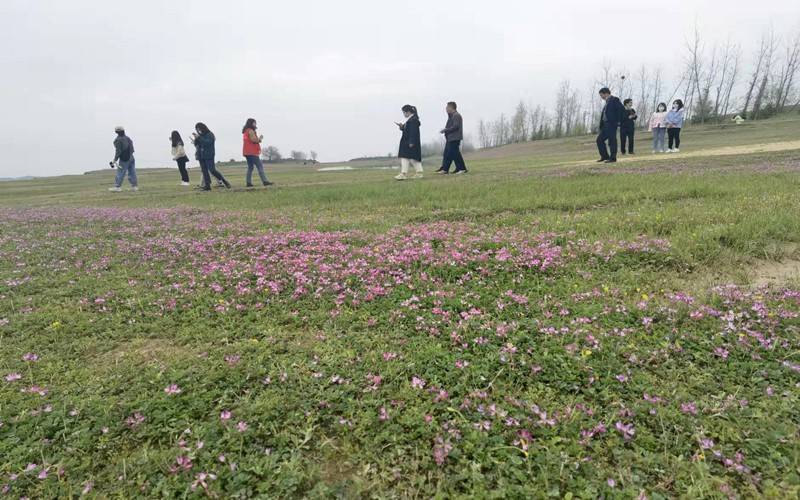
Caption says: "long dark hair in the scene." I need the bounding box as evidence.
[195,122,211,135]
[170,130,183,147]
[242,118,257,133]
[673,99,684,110]
[657,102,667,112]
[401,104,419,122]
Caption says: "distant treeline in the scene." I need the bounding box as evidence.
[260,146,318,164]
[478,25,800,149]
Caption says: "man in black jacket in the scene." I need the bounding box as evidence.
[596,88,624,163]
[436,102,468,174]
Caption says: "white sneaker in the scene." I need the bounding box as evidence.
[413,173,424,179]
[108,186,122,192]
[394,173,407,181]
[652,150,657,154]
[666,149,674,153]
[130,186,139,192]
[180,181,190,186]
[673,148,680,153]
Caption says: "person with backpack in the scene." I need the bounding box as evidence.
[394,105,423,181]
[242,118,273,187]
[192,122,230,191]
[170,131,191,186]
[109,126,138,192]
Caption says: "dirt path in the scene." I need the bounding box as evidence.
[562,140,800,169]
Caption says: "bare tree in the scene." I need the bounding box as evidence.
[743,29,776,117]
[290,150,307,161]
[478,119,491,149]
[685,25,719,123]
[263,146,281,162]
[713,39,741,120]
[510,101,528,143]
[492,114,509,146]
[751,31,777,119]
[774,30,800,112]
[309,150,318,162]
[636,65,652,130]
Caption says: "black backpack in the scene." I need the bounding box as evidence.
[119,137,132,161]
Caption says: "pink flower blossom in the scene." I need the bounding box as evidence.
[700,438,715,449]
[164,384,181,395]
[237,421,249,432]
[4,372,21,382]
[615,421,635,440]
[220,410,232,421]
[22,353,39,362]
[411,376,426,389]
[125,412,145,428]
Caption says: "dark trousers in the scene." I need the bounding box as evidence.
[440,140,467,172]
[199,158,227,188]
[668,128,681,149]
[596,123,619,160]
[175,157,190,182]
[620,128,635,154]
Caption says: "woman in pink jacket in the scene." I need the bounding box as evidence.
[648,103,668,153]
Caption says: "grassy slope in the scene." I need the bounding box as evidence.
[1,114,800,498]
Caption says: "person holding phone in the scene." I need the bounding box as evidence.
[242,118,273,187]
[109,126,138,192]
[394,105,423,181]
[192,122,230,191]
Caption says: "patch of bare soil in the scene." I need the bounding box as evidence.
[751,258,800,287]
[96,338,193,372]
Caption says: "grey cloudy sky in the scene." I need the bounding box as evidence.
[0,0,797,177]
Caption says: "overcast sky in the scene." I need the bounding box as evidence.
[0,0,797,177]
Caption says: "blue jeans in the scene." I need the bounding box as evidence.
[115,157,137,187]
[652,128,667,152]
[199,158,227,188]
[245,155,269,185]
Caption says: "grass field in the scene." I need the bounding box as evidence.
[2,115,800,498]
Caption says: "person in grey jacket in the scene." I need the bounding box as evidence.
[436,101,468,174]
[109,126,138,192]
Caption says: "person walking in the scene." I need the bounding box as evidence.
[394,105,424,181]
[109,126,138,192]
[436,101,468,174]
[665,99,685,153]
[620,99,637,155]
[170,131,191,186]
[648,103,668,153]
[192,122,230,191]
[242,118,273,187]
[596,88,625,163]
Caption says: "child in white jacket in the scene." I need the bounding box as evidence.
[648,103,668,153]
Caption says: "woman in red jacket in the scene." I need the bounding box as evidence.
[242,118,273,187]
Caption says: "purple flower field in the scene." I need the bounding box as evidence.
[1,206,799,498]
